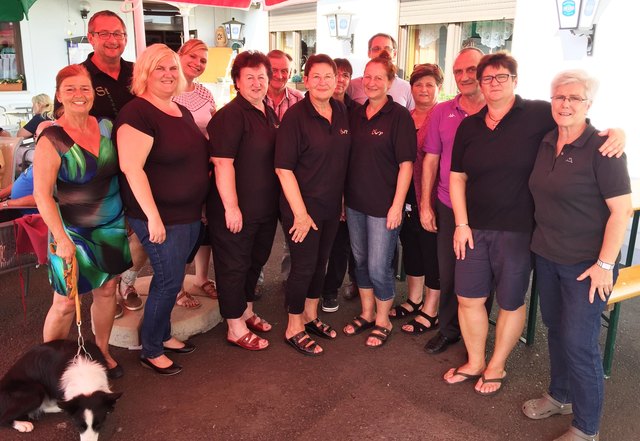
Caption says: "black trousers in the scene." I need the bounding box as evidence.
[284,217,339,315]
[322,220,355,299]
[399,207,440,290]
[209,214,277,319]
[436,200,460,339]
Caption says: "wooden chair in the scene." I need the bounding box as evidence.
[0,136,24,188]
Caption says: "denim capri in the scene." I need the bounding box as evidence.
[346,206,401,301]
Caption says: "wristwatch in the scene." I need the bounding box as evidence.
[596,259,614,271]
[1,201,8,208]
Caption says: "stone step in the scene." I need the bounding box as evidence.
[100,274,223,349]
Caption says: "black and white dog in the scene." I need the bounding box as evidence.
[0,340,122,440]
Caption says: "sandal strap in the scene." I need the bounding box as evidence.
[290,331,317,350]
[368,326,391,342]
[416,311,438,327]
[238,332,261,348]
[310,318,331,334]
[405,318,428,333]
[406,298,423,311]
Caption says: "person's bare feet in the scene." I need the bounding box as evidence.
[162,337,186,350]
[475,368,507,395]
[146,354,174,369]
[227,328,269,350]
[285,328,323,355]
[365,321,392,347]
[343,314,375,335]
[443,363,485,385]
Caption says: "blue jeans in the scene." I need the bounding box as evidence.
[346,207,400,301]
[128,217,200,359]
[535,254,616,436]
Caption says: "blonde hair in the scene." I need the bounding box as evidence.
[130,44,186,96]
[178,39,208,57]
[31,93,53,119]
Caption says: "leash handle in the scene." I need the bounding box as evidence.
[50,241,90,359]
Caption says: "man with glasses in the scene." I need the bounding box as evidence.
[85,10,143,318]
[84,10,134,122]
[347,33,414,110]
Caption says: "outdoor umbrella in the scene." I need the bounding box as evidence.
[0,0,38,22]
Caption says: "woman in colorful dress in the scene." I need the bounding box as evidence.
[34,64,131,380]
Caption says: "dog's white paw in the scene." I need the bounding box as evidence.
[13,420,34,432]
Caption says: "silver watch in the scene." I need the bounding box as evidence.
[596,259,614,271]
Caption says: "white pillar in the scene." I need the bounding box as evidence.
[121,0,147,57]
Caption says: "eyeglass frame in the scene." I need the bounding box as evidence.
[550,95,590,104]
[369,45,394,54]
[479,74,516,85]
[89,31,127,41]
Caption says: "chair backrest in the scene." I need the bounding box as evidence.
[0,136,24,189]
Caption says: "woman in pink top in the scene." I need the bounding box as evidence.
[173,39,218,308]
[390,64,443,335]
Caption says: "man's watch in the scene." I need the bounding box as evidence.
[1,201,9,208]
[596,259,615,271]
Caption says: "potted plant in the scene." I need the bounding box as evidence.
[0,75,25,92]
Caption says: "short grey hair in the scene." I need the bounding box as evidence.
[551,69,599,101]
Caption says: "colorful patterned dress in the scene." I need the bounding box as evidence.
[40,119,131,295]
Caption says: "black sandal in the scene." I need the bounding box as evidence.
[401,311,439,335]
[286,331,322,356]
[390,298,424,319]
[343,316,375,336]
[365,325,392,348]
[305,318,337,339]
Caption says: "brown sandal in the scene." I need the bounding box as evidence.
[246,314,271,332]
[176,290,202,309]
[227,331,269,351]
[200,280,218,299]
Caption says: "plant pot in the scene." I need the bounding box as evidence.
[0,83,23,92]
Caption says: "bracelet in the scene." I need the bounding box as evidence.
[596,259,614,271]
[455,223,469,228]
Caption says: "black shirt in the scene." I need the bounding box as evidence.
[345,96,416,217]
[83,53,134,122]
[529,122,631,265]
[450,95,554,233]
[207,93,280,222]
[114,98,210,225]
[23,114,51,135]
[275,96,351,222]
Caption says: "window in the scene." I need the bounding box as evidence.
[462,20,514,54]
[0,22,26,90]
[403,19,514,96]
[406,24,447,77]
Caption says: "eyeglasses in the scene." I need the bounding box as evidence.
[90,31,127,40]
[480,74,516,84]
[370,45,394,53]
[551,95,589,104]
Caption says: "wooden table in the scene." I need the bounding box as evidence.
[602,178,640,377]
